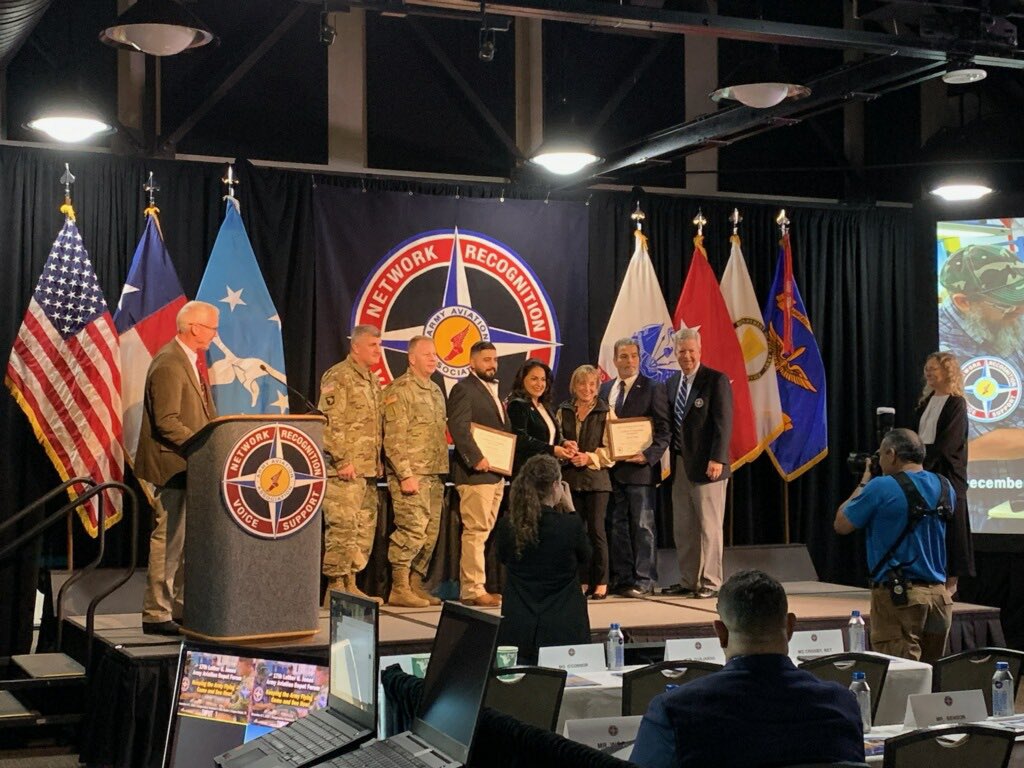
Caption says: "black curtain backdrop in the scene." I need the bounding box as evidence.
[0,143,933,655]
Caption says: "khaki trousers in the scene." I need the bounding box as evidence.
[671,471,728,591]
[869,583,952,665]
[456,481,504,600]
[387,475,443,577]
[322,477,379,578]
[142,485,186,624]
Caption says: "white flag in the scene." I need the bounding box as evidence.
[598,231,679,385]
[720,233,784,456]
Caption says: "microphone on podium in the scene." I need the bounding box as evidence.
[260,364,323,415]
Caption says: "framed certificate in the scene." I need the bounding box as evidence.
[606,417,654,461]
[469,422,517,476]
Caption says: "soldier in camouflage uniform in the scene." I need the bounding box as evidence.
[318,325,384,605]
[383,336,449,607]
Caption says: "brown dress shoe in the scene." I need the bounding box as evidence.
[461,592,501,607]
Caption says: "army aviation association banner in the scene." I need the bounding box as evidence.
[313,188,589,400]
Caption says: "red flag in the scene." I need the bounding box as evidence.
[6,214,124,536]
[673,235,759,469]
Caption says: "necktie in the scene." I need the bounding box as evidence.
[196,352,212,408]
[614,380,626,414]
[673,374,689,439]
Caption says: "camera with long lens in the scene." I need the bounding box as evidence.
[846,406,895,478]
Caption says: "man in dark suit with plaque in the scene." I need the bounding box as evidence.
[662,328,733,599]
[447,341,511,607]
[599,338,671,598]
[135,301,219,635]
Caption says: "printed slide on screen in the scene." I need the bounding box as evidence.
[936,218,1024,534]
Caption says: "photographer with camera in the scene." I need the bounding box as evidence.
[834,428,954,665]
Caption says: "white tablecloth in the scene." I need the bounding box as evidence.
[556,654,932,730]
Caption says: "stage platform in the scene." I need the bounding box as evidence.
[69,581,1005,768]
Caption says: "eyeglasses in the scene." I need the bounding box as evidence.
[980,297,1021,316]
[192,322,219,332]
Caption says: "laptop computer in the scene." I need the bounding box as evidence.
[214,590,379,768]
[162,642,332,768]
[315,601,500,768]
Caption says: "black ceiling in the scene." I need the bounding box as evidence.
[5,0,1024,203]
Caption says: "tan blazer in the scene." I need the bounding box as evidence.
[134,339,216,487]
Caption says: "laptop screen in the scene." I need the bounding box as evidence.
[413,603,500,764]
[163,643,330,768]
[328,590,378,729]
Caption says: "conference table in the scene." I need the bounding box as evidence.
[863,719,1024,766]
[379,650,933,734]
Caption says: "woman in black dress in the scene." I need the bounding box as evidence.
[917,350,974,593]
[496,454,591,664]
[556,364,614,600]
[506,358,577,475]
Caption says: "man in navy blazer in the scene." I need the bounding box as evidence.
[447,341,511,607]
[599,338,670,598]
[662,328,733,599]
[631,570,864,768]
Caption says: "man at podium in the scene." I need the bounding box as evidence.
[135,301,219,636]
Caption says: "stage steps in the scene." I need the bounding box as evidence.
[0,653,87,746]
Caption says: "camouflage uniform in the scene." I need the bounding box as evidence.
[383,370,449,577]
[318,355,383,579]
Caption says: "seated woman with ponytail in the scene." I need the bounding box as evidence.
[495,454,592,664]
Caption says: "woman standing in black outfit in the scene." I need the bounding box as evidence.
[496,455,592,664]
[917,351,974,593]
[506,358,577,475]
[557,364,614,600]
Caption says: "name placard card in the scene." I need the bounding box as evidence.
[789,629,844,661]
[903,689,988,728]
[664,638,726,665]
[563,715,643,750]
[538,643,606,673]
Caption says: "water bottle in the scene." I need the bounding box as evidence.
[847,610,866,652]
[850,671,871,732]
[665,684,679,694]
[992,661,1014,717]
[606,623,625,670]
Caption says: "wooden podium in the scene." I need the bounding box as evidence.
[180,414,327,641]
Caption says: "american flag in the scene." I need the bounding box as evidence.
[5,215,124,536]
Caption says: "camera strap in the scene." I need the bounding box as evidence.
[868,472,953,582]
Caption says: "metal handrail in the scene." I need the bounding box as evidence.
[0,480,138,667]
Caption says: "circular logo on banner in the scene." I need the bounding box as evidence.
[222,424,326,538]
[351,228,561,389]
[962,356,1022,423]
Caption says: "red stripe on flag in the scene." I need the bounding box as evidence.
[5,364,77,483]
[134,297,187,357]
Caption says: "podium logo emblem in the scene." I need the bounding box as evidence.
[222,424,326,538]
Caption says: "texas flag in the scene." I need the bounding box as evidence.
[673,234,759,470]
[113,211,187,466]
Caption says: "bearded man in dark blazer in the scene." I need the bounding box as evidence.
[662,328,733,599]
[135,300,219,635]
[447,341,511,607]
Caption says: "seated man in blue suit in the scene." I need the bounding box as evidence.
[631,570,865,768]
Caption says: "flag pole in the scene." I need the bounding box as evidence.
[222,163,240,209]
[776,208,791,545]
[631,201,645,232]
[725,207,743,547]
[62,164,79,561]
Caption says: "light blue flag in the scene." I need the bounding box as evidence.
[764,233,827,481]
[196,201,289,415]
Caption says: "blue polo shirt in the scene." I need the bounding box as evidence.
[843,471,952,583]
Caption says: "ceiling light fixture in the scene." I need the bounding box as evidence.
[530,142,602,175]
[930,183,993,202]
[710,46,810,109]
[99,0,215,57]
[26,92,115,144]
[942,57,987,85]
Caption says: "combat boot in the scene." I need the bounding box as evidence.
[345,574,384,605]
[388,567,430,608]
[323,576,346,607]
[409,571,441,606]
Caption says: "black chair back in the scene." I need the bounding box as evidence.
[881,723,1015,768]
[799,653,890,720]
[620,660,722,717]
[932,647,1024,716]
[484,665,568,732]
